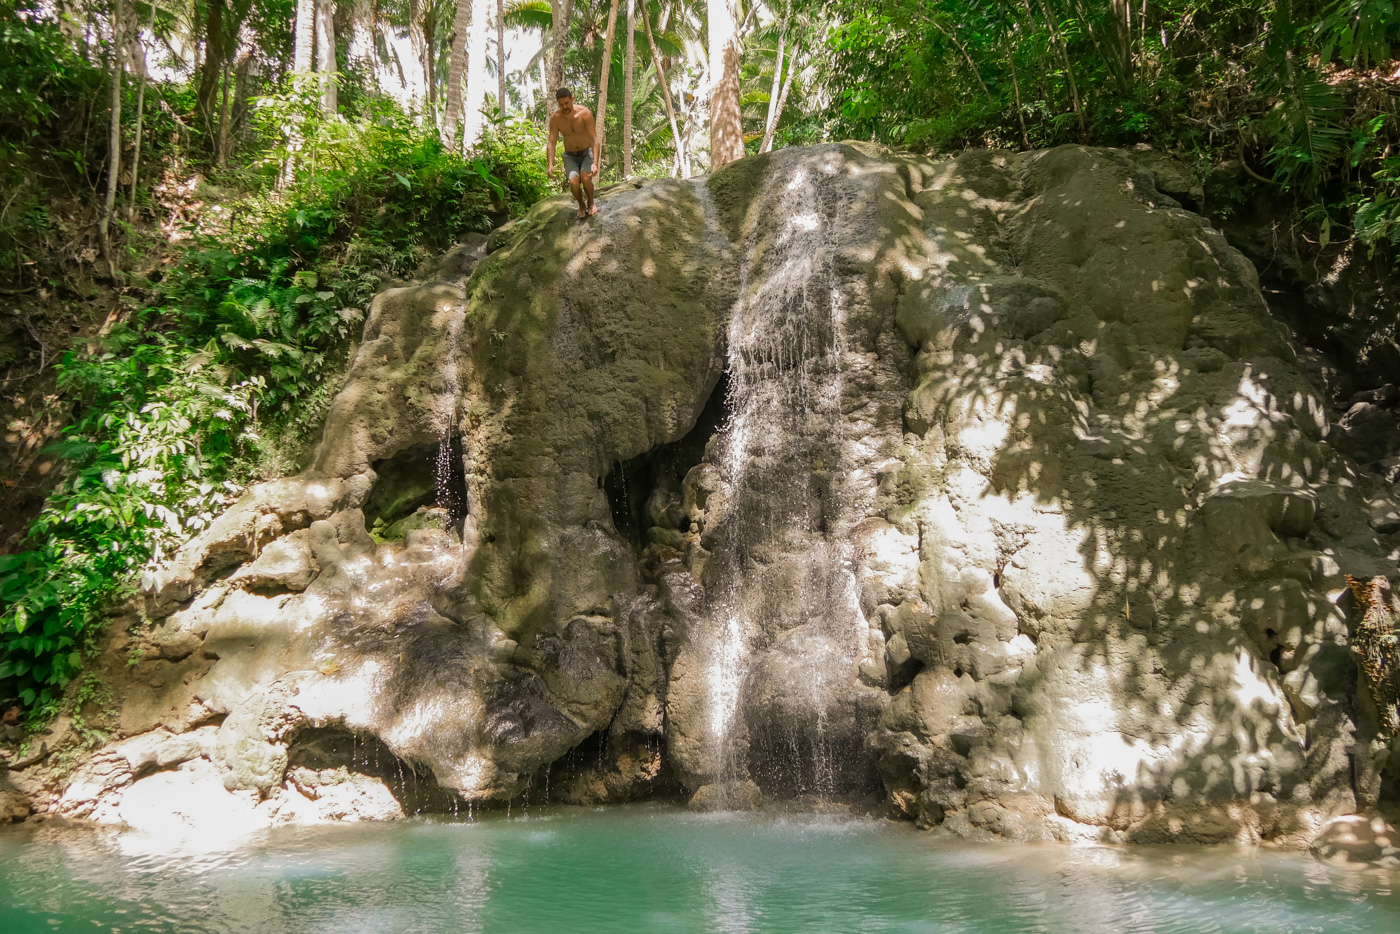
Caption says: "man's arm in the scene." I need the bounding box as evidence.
[546,121,558,175]
[583,109,599,171]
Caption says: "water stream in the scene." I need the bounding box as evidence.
[703,161,864,796]
[2,806,1396,933]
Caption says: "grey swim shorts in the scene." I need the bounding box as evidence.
[563,147,594,180]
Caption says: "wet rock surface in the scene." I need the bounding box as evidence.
[7,145,1398,851]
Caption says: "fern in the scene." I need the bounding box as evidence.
[1316,0,1399,69]
[1258,45,1347,190]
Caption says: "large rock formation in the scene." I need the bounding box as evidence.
[7,144,1398,847]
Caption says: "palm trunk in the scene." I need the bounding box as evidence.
[759,43,795,154]
[622,0,635,177]
[593,0,620,176]
[126,0,154,220]
[99,0,125,279]
[443,0,471,146]
[641,5,685,178]
[286,0,315,186]
[496,0,506,114]
[763,30,784,143]
[462,0,493,149]
[294,0,315,72]
[547,0,574,95]
[315,0,337,113]
[707,0,743,170]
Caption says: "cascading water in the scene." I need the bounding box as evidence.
[701,160,868,797]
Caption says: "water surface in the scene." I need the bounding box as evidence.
[2,804,1397,933]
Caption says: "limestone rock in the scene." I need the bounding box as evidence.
[1310,814,1400,865]
[30,144,1393,843]
[689,780,763,812]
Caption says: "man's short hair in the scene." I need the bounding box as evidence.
[555,87,572,100]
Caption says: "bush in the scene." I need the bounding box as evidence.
[0,95,551,721]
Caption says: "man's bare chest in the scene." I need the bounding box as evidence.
[554,112,590,139]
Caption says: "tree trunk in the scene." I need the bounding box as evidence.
[641,4,686,178]
[547,0,574,95]
[622,0,634,177]
[294,0,315,72]
[462,0,493,148]
[315,0,337,113]
[707,0,743,170]
[127,0,154,220]
[538,56,548,120]
[196,0,224,135]
[759,43,795,154]
[99,0,125,279]
[927,15,992,101]
[1028,0,1087,139]
[443,0,471,146]
[496,0,506,114]
[593,0,620,175]
[1112,0,1134,85]
[217,52,233,167]
[763,29,784,144]
[1007,37,1029,149]
[285,0,315,186]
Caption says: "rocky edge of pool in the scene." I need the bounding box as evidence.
[2,144,1398,869]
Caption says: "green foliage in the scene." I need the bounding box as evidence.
[0,85,550,721]
[1316,0,1400,67]
[813,0,1400,254]
[0,330,253,717]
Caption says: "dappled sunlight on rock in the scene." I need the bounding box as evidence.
[13,145,1393,858]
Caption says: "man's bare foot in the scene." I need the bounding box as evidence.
[588,203,598,216]
[577,207,587,219]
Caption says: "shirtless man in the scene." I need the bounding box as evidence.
[547,87,599,219]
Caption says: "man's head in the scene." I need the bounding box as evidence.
[555,87,574,109]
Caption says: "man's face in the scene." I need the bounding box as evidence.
[557,96,574,112]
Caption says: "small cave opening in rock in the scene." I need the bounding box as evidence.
[532,727,680,806]
[284,726,467,816]
[604,372,729,549]
[886,657,923,694]
[362,436,469,540]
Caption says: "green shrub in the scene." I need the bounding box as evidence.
[0,97,550,722]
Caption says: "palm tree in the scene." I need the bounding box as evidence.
[462,0,493,147]
[443,0,471,145]
[294,0,314,73]
[496,0,507,114]
[640,1,686,176]
[622,0,635,176]
[593,0,620,174]
[548,0,573,96]
[707,0,743,169]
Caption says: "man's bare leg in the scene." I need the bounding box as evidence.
[582,171,597,216]
[569,177,587,218]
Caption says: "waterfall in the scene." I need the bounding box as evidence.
[702,160,863,796]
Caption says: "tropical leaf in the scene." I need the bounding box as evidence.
[504,0,553,31]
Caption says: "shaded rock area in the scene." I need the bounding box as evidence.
[4,145,1398,859]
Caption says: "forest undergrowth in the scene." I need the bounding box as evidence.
[0,4,550,723]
